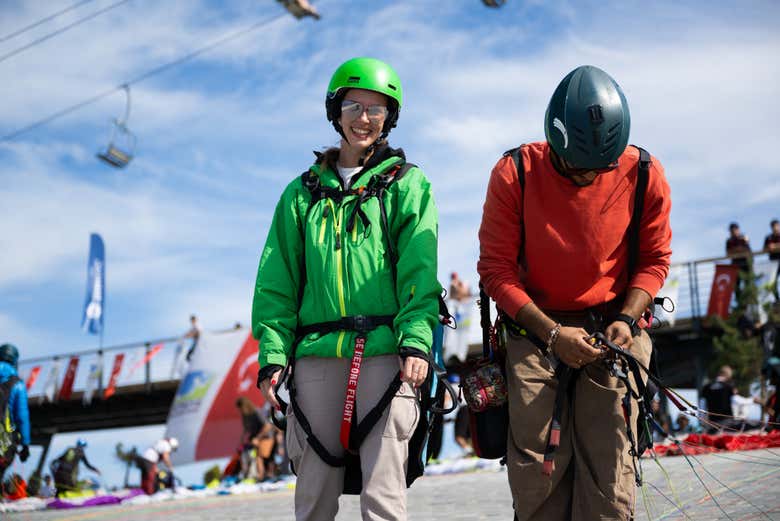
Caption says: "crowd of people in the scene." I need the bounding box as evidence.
[725,219,780,302]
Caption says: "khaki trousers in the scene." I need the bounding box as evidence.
[505,329,652,521]
[286,355,420,521]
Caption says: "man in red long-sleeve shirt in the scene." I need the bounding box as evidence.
[478,66,672,521]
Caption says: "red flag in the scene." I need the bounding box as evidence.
[104,353,125,399]
[25,366,41,390]
[128,344,164,376]
[707,264,739,319]
[58,356,80,401]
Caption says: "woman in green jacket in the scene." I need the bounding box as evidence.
[253,57,440,521]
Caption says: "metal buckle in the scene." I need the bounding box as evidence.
[353,315,368,332]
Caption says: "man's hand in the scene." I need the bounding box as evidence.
[259,370,282,410]
[18,445,29,462]
[552,326,603,369]
[400,356,428,388]
[605,320,634,351]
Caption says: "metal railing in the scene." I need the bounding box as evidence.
[668,250,778,326]
[18,325,245,399]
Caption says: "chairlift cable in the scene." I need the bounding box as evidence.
[0,10,289,142]
[0,0,97,43]
[0,0,132,65]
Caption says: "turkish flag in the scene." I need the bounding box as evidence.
[707,264,739,319]
[58,356,80,400]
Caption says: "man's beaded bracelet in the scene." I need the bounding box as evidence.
[546,323,562,351]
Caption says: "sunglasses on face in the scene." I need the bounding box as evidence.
[340,100,388,122]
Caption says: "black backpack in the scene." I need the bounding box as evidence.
[0,377,20,456]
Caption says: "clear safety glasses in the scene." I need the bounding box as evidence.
[340,100,388,122]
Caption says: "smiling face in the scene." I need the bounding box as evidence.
[338,88,388,151]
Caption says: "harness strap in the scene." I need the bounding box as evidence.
[280,314,400,468]
[543,364,573,476]
[628,146,651,279]
[340,336,365,450]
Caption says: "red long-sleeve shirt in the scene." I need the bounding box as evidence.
[478,142,672,317]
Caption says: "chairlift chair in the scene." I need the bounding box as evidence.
[277,0,321,20]
[97,85,136,169]
[482,0,507,7]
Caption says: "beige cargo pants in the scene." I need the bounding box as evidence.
[505,327,652,521]
[286,355,420,521]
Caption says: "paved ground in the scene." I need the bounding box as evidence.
[7,450,780,520]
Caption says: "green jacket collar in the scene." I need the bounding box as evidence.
[310,145,406,189]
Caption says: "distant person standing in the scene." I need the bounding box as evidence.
[50,439,100,496]
[0,344,30,484]
[184,315,202,361]
[673,415,695,434]
[445,273,473,363]
[136,437,178,495]
[38,474,56,498]
[701,365,737,432]
[763,219,780,302]
[449,272,471,302]
[236,397,275,481]
[726,222,752,300]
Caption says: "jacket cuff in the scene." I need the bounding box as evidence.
[399,345,429,361]
[257,364,284,386]
[263,352,288,368]
[629,272,665,300]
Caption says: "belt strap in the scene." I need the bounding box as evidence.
[298,315,395,337]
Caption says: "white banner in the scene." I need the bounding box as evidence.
[655,266,680,327]
[82,353,103,406]
[169,341,188,379]
[41,359,61,403]
[755,261,779,325]
[443,297,478,363]
[166,330,263,465]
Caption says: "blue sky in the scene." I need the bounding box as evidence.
[1,0,779,487]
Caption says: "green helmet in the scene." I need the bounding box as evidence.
[0,343,19,368]
[325,57,403,139]
[544,65,630,169]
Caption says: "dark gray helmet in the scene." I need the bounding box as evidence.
[0,343,19,367]
[545,65,630,169]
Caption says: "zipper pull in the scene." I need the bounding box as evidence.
[335,231,341,250]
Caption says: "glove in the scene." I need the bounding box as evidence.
[19,445,30,462]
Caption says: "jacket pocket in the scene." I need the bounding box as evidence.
[285,411,305,475]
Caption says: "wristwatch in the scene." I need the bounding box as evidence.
[614,313,641,337]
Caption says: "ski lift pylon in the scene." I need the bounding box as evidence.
[277,0,320,20]
[97,84,136,169]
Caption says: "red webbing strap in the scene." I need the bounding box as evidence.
[340,335,366,451]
